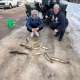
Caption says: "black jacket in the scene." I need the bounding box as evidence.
[50,11,68,31]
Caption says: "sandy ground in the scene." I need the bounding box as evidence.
[0,25,80,80]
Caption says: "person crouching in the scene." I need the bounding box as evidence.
[26,10,43,38]
[50,4,68,41]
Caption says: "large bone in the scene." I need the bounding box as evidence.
[44,53,70,64]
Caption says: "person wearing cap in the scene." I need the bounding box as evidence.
[26,10,43,38]
[50,4,68,41]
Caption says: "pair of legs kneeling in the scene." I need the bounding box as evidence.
[27,25,67,41]
[50,24,67,41]
[27,27,43,38]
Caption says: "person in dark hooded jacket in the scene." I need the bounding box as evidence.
[50,4,68,41]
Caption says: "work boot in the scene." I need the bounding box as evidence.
[58,38,62,41]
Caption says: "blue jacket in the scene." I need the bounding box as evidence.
[26,16,43,30]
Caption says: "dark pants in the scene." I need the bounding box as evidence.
[49,22,58,30]
[27,27,43,32]
[55,30,65,41]
[50,23,66,41]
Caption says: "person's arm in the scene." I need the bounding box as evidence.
[57,13,68,31]
[26,17,32,30]
[37,18,43,29]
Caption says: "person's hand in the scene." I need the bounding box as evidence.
[32,28,36,32]
[32,28,39,32]
[36,28,39,31]
[45,15,48,18]
[32,28,38,32]
[54,29,58,32]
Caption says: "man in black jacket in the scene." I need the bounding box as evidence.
[50,4,68,41]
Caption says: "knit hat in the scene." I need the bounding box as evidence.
[31,10,38,16]
[54,4,60,9]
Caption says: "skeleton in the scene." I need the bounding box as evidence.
[9,38,70,64]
